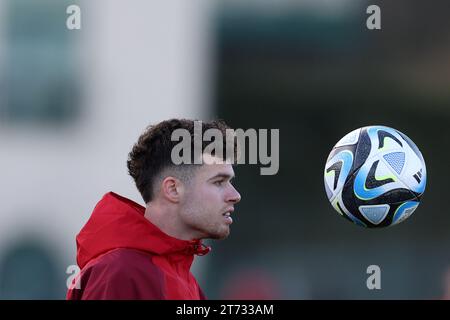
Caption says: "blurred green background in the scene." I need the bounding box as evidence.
[1,0,450,299]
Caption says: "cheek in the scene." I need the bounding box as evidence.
[201,186,225,205]
[184,185,224,210]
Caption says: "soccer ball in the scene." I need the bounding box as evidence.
[324,125,426,228]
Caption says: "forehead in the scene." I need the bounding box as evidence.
[196,154,235,179]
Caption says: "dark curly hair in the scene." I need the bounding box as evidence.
[127,118,236,203]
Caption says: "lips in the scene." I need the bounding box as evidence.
[222,208,234,224]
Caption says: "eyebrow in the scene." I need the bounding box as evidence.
[208,173,235,181]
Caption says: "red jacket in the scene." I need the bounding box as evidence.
[66,192,210,300]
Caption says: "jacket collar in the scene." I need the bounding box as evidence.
[76,192,210,269]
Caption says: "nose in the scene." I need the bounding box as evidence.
[227,184,241,204]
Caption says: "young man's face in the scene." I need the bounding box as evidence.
[179,154,241,240]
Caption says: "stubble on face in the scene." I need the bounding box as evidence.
[180,179,231,240]
[179,155,235,240]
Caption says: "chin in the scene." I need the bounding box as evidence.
[208,228,230,240]
[217,232,230,240]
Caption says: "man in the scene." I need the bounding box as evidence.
[67,119,241,299]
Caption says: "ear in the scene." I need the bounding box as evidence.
[161,176,183,203]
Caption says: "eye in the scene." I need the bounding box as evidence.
[214,180,225,186]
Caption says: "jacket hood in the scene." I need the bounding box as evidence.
[76,192,210,269]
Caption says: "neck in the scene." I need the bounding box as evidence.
[144,201,197,241]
